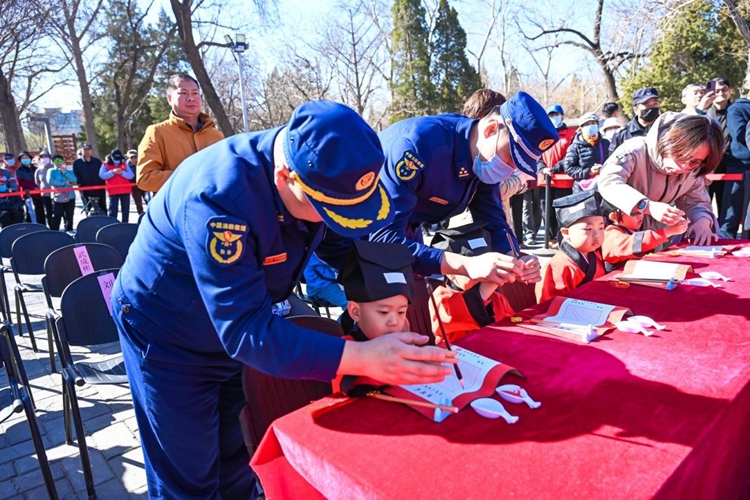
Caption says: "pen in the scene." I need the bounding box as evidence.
[424,277,465,388]
[506,232,521,259]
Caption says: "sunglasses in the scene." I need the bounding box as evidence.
[53,159,64,164]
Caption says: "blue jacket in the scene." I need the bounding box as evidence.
[727,98,750,169]
[371,114,515,276]
[112,129,345,380]
[47,166,77,187]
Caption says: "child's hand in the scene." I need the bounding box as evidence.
[479,281,499,301]
[518,255,542,283]
[664,218,689,237]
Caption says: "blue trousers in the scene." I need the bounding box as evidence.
[719,169,748,238]
[114,308,255,499]
[108,194,131,223]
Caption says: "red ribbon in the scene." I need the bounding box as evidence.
[0,183,137,199]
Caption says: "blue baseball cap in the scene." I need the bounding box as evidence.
[284,100,393,238]
[633,87,659,105]
[546,104,564,115]
[500,92,560,177]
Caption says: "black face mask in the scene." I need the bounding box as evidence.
[639,107,660,123]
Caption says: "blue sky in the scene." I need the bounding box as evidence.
[39,0,605,110]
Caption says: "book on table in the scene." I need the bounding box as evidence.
[613,260,693,289]
[518,297,631,344]
[383,346,523,422]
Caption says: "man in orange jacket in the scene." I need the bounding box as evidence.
[137,73,224,192]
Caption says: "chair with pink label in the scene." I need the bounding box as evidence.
[52,268,125,500]
[42,243,122,372]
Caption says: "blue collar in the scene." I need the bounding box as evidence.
[453,117,477,181]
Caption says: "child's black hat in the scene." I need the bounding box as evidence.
[338,240,415,302]
[553,190,603,228]
[429,223,492,257]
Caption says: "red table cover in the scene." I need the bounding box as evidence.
[251,242,750,499]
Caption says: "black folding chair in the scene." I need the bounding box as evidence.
[0,322,58,499]
[95,223,139,262]
[294,277,338,319]
[0,223,49,324]
[52,268,126,499]
[11,231,75,353]
[42,243,123,372]
[74,216,119,244]
[239,316,343,457]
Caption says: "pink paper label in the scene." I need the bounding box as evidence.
[97,273,116,316]
[73,246,94,276]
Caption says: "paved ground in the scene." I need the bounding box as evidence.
[0,199,146,500]
[0,197,558,499]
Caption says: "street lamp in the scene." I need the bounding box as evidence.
[225,33,249,133]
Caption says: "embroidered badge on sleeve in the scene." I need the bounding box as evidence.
[205,216,249,266]
[395,151,425,182]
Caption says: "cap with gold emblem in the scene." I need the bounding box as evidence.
[500,91,560,178]
[284,100,394,238]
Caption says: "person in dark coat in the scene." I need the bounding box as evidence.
[14,151,47,225]
[561,112,610,192]
[609,87,660,154]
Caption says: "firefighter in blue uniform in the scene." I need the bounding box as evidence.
[112,101,456,499]
[370,91,559,284]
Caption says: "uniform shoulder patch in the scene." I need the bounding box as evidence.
[205,216,248,266]
[395,150,425,182]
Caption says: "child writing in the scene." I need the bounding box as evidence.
[600,199,689,271]
[337,239,415,341]
[334,239,416,393]
[428,224,513,344]
[537,191,607,302]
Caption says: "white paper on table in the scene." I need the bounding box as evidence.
[684,246,725,252]
[400,347,499,405]
[620,260,683,280]
[544,298,616,327]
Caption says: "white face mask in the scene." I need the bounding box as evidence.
[41,158,51,166]
[550,115,563,128]
[472,131,516,185]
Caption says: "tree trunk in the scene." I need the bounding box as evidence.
[597,56,619,101]
[169,0,235,136]
[0,67,28,153]
[69,28,100,157]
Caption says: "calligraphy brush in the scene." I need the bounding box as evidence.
[506,232,521,260]
[506,232,529,285]
[368,391,458,413]
[424,275,465,388]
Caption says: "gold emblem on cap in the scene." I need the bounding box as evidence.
[356,171,376,191]
[538,139,554,151]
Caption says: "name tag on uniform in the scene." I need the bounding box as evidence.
[429,196,449,205]
[263,253,287,266]
[468,237,487,249]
